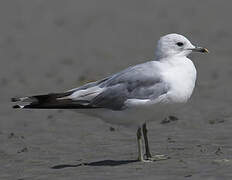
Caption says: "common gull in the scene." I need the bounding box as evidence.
[12,33,208,162]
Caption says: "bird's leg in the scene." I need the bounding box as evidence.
[142,123,152,158]
[142,123,170,161]
[137,127,156,162]
[137,127,144,161]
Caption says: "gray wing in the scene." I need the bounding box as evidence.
[89,61,169,110]
[12,61,168,110]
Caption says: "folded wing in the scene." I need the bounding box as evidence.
[12,62,168,110]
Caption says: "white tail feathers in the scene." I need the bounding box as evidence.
[11,96,38,109]
[11,96,38,103]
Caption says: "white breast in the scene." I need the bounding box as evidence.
[161,57,197,103]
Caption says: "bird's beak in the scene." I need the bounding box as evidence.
[188,47,209,53]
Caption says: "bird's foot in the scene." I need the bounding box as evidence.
[138,156,153,162]
[142,154,170,162]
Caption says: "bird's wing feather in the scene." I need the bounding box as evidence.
[88,61,169,110]
[12,61,169,110]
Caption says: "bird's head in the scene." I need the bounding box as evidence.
[155,33,208,59]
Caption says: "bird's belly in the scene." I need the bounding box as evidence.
[75,103,176,128]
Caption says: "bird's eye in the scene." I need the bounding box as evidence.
[176,42,184,47]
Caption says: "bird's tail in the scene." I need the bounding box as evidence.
[11,92,96,109]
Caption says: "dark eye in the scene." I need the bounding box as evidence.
[176,42,184,47]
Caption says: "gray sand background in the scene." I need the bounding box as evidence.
[1,0,232,179]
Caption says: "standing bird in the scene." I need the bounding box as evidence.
[12,34,208,162]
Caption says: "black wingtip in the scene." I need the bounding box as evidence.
[12,105,22,109]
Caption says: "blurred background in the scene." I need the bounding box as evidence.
[0,0,232,179]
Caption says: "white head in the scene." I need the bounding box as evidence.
[155,33,208,59]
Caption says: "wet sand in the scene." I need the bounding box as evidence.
[1,1,232,179]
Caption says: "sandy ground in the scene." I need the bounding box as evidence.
[1,0,232,179]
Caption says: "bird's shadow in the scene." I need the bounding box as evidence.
[51,159,138,169]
